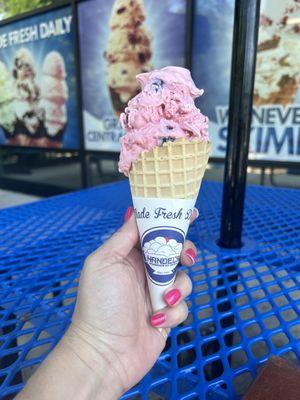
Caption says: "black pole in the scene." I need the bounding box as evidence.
[185,0,195,70]
[218,0,261,249]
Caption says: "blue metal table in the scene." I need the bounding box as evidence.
[0,180,299,399]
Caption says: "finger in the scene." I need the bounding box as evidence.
[150,301,189,329]
[124,206,134,222]
[157,327,170,341]
[91,213,139,260]
[190,207,199,224]
[163,271,192,307]
[180,240,197,266]
[124,206,143,251]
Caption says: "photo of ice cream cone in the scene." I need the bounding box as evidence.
[0,61,17,141]
[12,47,42,146]
[119,66,210,311]
[40,51,68,148]
[105,0,152,117]
[254,0,300,106]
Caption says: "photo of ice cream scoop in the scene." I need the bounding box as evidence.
[0,61,17,141]
[1,48,69,149]
[119,66,209,176]
[23,108,45,136]
[105,0,152,117]
[39,51,68,148]
[13,47,36,81]
[12,47,43,146]
[254,0,300,106]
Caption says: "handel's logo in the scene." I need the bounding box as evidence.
[141,227,184,286]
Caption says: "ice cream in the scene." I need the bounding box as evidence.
[13,48,40,112]
[109,0,145,29]
[39,99,67,135]
[105,0,152,116]
[41,76,68,104]
[40,51,68,147]
[119,66,209,175]
[119,66,210,311]
[0,61,17,136]
[42,51,66,80]
[105,27,151,64]
[0,60,9,83]
[254,0,300,105]
[12,48,42,144]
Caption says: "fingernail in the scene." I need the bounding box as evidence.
[150,313,166,327]
[164,289,181,306]
[193,207,199,219]
[124,207,134,222]
[185,248,196,265]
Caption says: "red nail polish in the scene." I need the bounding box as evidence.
[150,313,166,327]
[185,248,196,265]
[164,289,181,306]
[124,207,134,222]
[193,207,199,219]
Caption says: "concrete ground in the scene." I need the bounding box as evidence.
[0,189,40,209]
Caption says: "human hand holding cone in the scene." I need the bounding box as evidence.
[119,66,210,311]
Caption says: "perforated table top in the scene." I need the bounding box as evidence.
[0,180,299,399]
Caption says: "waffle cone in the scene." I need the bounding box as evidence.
[253,76,298,106]
[129,137,211,199]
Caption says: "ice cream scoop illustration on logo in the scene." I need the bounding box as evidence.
[142,227,184,286]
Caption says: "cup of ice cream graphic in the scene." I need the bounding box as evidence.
[0,48,69,148]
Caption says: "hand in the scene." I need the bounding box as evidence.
[66,208,198,398]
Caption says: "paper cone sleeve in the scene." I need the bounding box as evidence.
[128,138,211,311]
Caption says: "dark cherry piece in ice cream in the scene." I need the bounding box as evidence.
[117,6,126,14]
[151,79,164,93]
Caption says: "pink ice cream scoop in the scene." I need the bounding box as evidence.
[42,51,67,80]
[119,66,209,175]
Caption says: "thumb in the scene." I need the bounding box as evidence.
[93,214,139,260]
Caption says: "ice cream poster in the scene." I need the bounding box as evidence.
[0,6,80,149]
[193,0,300,163]
[78,0,187,152]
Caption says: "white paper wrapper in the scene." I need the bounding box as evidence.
[133,196,196,311]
